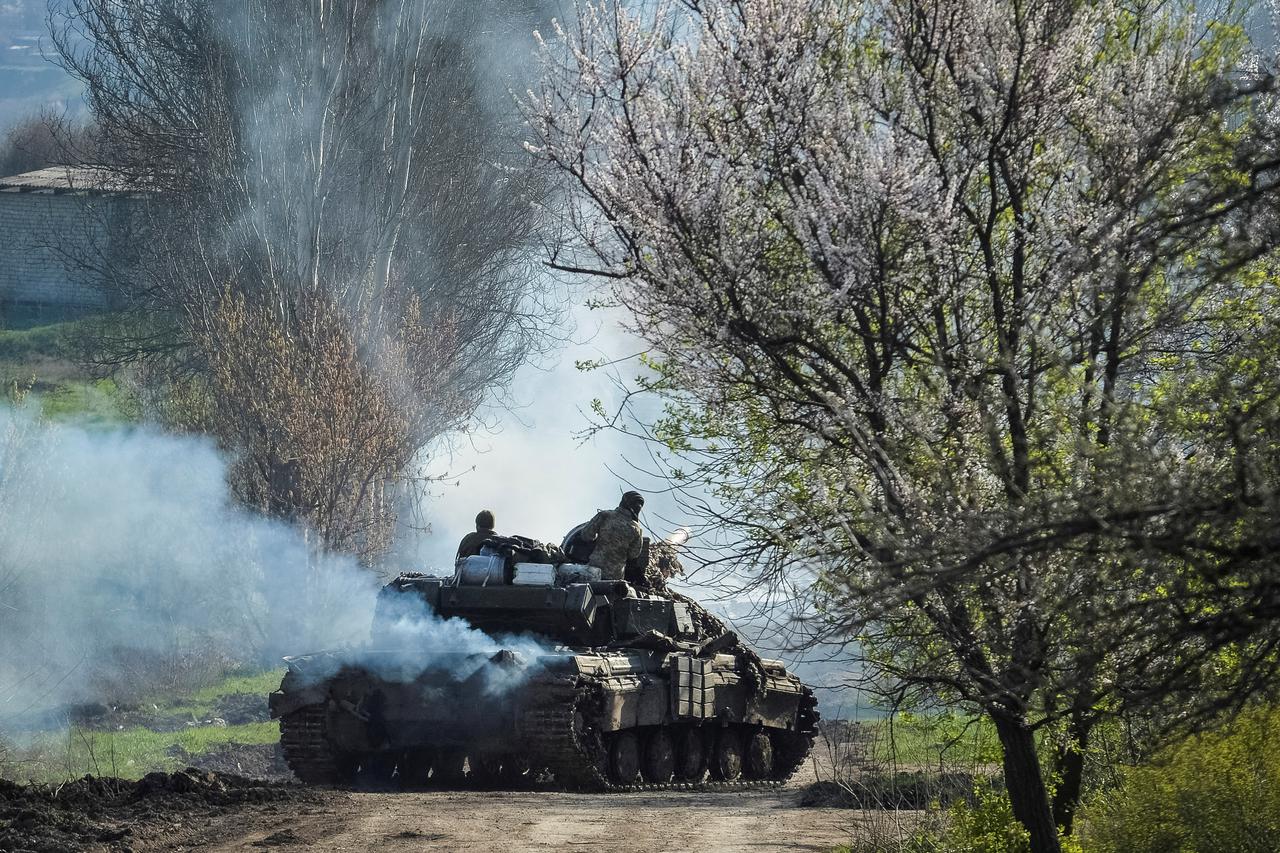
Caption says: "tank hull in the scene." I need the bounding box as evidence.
[270,645,817,789]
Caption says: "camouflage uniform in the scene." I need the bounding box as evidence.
[580,505,643,581]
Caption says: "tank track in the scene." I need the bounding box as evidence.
[279,703,353,785]
[518,673,816,792]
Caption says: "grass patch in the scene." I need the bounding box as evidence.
[33,378,135,425]
[874,714,1001,767]
[1,668,285,783]
[0,319,80,361]
[6,722,280,784]
[821,714,1001,771]
[0,317,142,423]
[163,669,284,718]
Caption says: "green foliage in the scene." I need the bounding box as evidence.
[885,788,1088,853]
[920,788,1031,853]
[1079,707,1280,853]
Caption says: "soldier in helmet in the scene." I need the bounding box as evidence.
[456,510,497,561]
[576,491,645,581]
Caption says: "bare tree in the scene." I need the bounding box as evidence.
[51,0,557,561]
[531,1,1280,849]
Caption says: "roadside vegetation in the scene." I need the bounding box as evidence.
[0,669,283,785]
[4,722,280,785]
[812,705,1280,852]
[0,316,135,424]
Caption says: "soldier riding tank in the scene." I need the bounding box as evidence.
[269,535,818,789]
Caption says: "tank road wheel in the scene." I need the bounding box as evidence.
[675,727,706,782]
[498,755,533,788]
[470,754,503,788]
[608,731,643,785]
[709,729,744,782]
[642,729,676,784]
[433,750,467,787]
[744,731,775,780]
[399,749,434,788]
[770,729,817,782]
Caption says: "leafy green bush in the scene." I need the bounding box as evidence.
[1079,707,1280,853]
[904,788,1030,853]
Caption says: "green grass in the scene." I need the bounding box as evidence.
[33,378,135,425]
[7,722,280,783]
[0,316,142,424]
[162,669,284,718]
[846,713,1002,769]
[1,668,286,784]
[0,319,79,361]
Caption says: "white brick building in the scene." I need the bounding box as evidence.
[0,167,144,318]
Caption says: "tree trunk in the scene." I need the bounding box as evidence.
[1052,713,1092,835]
[993,714,1061,853]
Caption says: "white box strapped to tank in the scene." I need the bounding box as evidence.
[511,563,557,585]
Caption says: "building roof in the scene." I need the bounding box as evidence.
[0,166,145,195]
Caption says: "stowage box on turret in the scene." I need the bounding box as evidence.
[268,536,818,789]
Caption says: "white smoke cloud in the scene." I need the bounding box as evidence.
[403,303,680,567]
[0,403,544,718]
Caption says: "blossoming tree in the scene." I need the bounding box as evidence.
[531,1,1280,849]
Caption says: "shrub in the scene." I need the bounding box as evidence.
[1079,707,1280,853]
[904,787,1030,853]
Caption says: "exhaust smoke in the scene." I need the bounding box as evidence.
[0,403,542,722]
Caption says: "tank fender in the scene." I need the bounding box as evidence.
[269,684,328,719]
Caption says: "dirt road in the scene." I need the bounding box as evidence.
[163,787,857,853]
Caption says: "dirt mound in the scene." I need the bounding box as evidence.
[0,768,308,852]
[166,743,294,783]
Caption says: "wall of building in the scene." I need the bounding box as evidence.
[0,190,125,310]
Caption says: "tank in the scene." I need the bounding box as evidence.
[268,535,818,790]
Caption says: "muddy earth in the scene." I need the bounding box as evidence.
[0,768,310,853]
[0,762,863,852]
